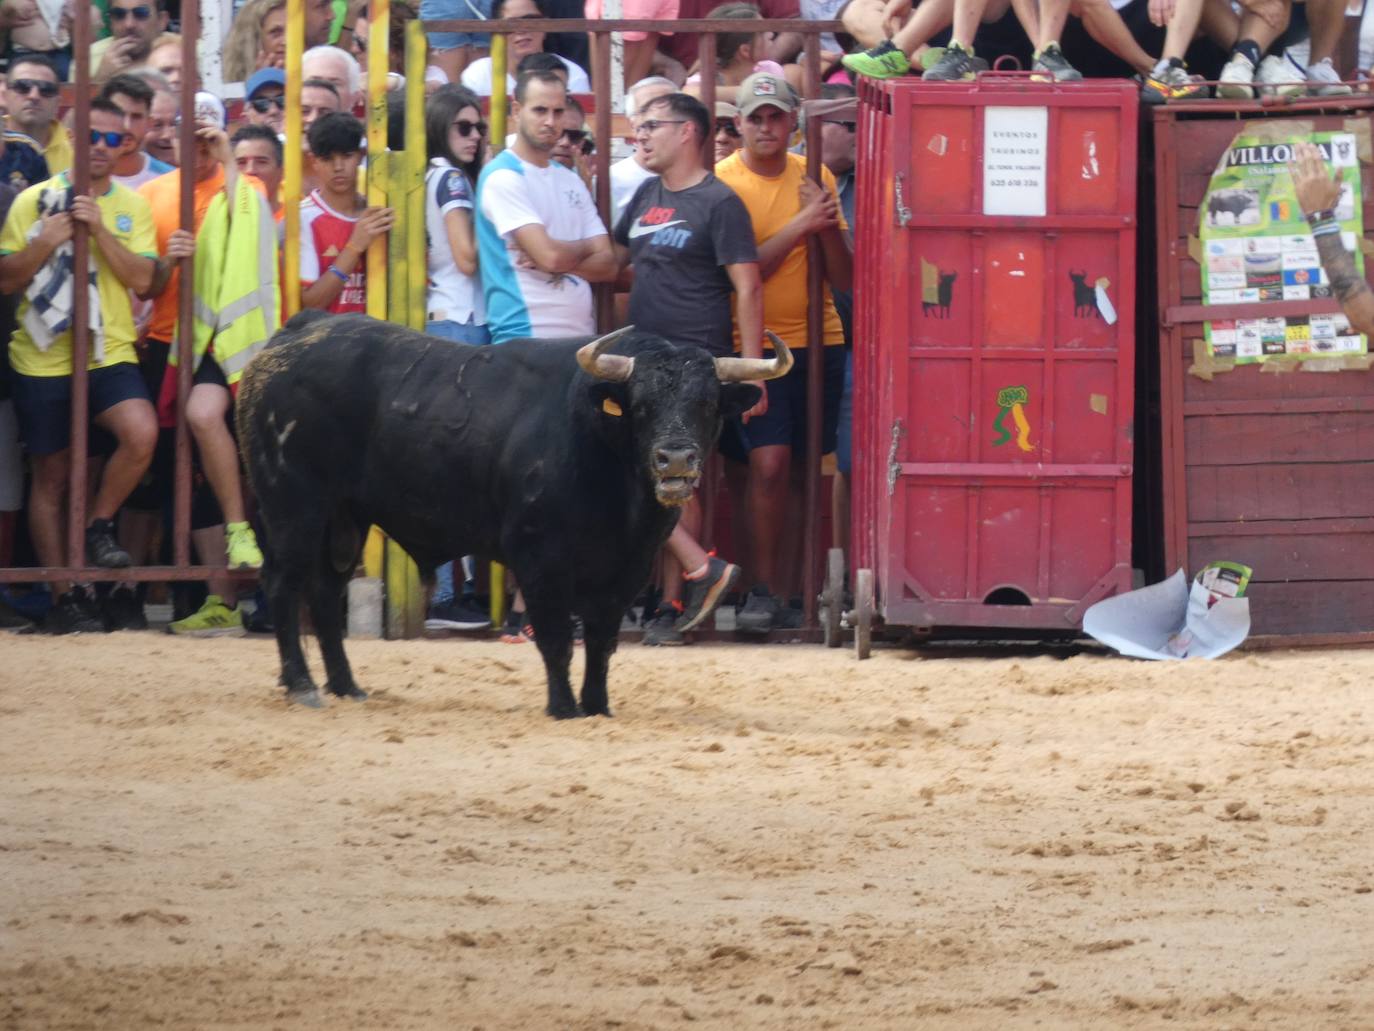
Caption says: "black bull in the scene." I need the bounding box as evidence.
[236,311,791,718]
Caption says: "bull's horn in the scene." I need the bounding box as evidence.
[576,326,636,382]
[714,330,794,382]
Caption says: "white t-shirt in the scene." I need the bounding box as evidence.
[475,148,608,342]
[460,54,592,96]
[609,154,655,227]
[425,159,486,326]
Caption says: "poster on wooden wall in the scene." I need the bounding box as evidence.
[1200,132,1365,364]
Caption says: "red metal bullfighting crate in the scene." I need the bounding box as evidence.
[852,76,1137,632]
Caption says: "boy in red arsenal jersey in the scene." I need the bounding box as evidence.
[299,112,394,314]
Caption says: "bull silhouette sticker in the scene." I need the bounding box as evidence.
[920,258,956,318]
[1068,270,1119,324]
[992,385,1035,452]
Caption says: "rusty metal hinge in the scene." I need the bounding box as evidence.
[887,418,905,495]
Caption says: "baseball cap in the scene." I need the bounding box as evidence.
[194,91,227,128]
[714,101,739,119]
[245,68,286,99]
[736,72,796,117]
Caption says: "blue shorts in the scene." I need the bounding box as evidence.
[421,0,494,51]
[723,345,845,460]
[11,362,150,457]
[427,317,491,345]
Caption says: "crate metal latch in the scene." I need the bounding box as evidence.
[894,172,912,228]
[887,418,905,495]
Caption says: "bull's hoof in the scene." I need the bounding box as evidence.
[329,682,368,701]
[287,688,326,709]
[546,703,584,720]
[580,702,613,718]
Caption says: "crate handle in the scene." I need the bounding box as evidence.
[894,171,912,227]
[887,417,906,495]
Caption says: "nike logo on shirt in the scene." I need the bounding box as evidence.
[627,219,687,239]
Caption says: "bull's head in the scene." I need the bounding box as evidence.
[577,327,793,507]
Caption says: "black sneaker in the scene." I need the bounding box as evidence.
[923,41,981,81]
[736,584,781,635]
[676,556,741,632]
[44,588,106,634]
[102,586,148,631]
[425,596,492,631]
[642,604,685,646]
[1030,41,1082,82]
[85,518,131,568]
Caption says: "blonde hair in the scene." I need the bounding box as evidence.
[223,0,287,83]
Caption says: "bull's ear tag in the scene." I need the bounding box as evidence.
[601,398,623,417]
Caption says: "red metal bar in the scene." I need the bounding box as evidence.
[699,34,716,171]
[801,34,821,627]
[423,17,841,32]
[0,566,260,583]
[172,7,200,568]
[591,31,613,332]
[66,3,92,569]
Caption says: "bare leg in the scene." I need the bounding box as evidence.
[831,471,849,554]
[118,508,160,565]
[893,0,958,55]
[746,443,790,590]
[192,525,235,602]
[662,501,705,606]
[29,449,72,596]
[1031,0,1071,47]
[1305,0,1345,62]
[951,0,993,46]
[1161,0,1206,60]
[621,35,659,89]
[90,397,156,521]
[185,383,247,525]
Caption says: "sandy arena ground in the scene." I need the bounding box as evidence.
[1,633,1372,1030]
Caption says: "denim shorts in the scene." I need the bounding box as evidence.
[427,318,492,345]
[11,362,150,457]
[421,0,494,51]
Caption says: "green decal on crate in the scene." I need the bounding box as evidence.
[992,386,1034,452]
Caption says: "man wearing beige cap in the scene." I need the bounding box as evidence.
[715,70,851,634]
[713,100,742,164]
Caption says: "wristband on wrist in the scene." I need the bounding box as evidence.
[1311,216,1342,237]
[1306,208,1336,226]
[327,264,350,283]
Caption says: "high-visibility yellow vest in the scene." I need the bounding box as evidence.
[169,176,280,385]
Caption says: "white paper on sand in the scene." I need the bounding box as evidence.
[1083,569,1250,660]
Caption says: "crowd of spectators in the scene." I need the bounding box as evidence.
[0,0,1367,638]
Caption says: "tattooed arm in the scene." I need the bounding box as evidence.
[1289,141,1374,337]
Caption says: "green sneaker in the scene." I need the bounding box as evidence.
[167,595,246,637]
[225,521,263,570]
[842,40,911,80]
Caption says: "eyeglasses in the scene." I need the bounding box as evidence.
[715,120,739,138]
[635,118,687,137]
[561,128,587,144]
[249,95,286,112]
[9,78,59,98]
[90,129,127,147]
[452,118,487,137]
[109,4,153,19]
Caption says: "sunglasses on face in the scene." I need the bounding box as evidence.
[452,118,487,137]
[715,120,739,138]
[249,95,286,112]
[9,78,59,98]
[90,129,127,147]
[110,4,153,19]
[561,128,587,144]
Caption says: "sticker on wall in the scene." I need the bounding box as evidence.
[992,386,1035,452]
[921,258,957,318]
[1068,270,1119,325]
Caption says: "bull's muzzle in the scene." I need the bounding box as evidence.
[653,445,701,506]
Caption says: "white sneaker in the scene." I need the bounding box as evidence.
[1256,54,1306,97]
[1216,52,1256,99]
[1306,56,1353,96]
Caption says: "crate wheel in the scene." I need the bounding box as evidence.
[854,568,874,660]
[821,547,845,648]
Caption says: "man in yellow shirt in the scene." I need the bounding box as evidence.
[3,55,74,175]
[714,71,851,634]
[0,98,158,634]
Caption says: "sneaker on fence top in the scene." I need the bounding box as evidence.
[842,40,911,80]
[922,41,981,82]
[1304,55,1352,96]
[1255,54,1305,97]
[167,595,246,637]
[85,518,131,568]
[1030,41,1083,82]
[1141,58,1208,104]
[1216,51,1257,99]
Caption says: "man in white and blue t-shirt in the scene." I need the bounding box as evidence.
[475,69,617,344]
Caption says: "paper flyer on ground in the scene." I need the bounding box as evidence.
[1200,132,1366,364]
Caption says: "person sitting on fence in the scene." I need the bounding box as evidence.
[661,0,803,76]
[4,55,73,178]
[459,0,592,97]
[0,0,95,82]
[612,92,758,645]
[0,97,158,634]
[682,2,805,102]
[584,0,680,91]
[715,71,850,634]
[300,112,395,316]
[232,124,284,220]
[100,74,175,189]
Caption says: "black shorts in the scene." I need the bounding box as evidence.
[11,362,150,457]
[720,346,845,461]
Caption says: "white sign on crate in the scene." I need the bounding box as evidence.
[983,106,1048,217]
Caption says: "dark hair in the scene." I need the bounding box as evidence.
[642,92,709,146]
[233,123,284,165]
[425,85,484,181]
[705,1,761,64]
[514,69,566,104]
[8,53,59,80]
[301,77,342,101]
[90,97,126,120]
[99,73,154,109]
[492,0,542,17]
[516,52,564,77]
[308,111,364,158]
[820,82,856,100]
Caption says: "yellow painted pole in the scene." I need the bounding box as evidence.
[405,19,427,333]
[486,28,509,626]
[283,0,304,316]
[365,0,389,321]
